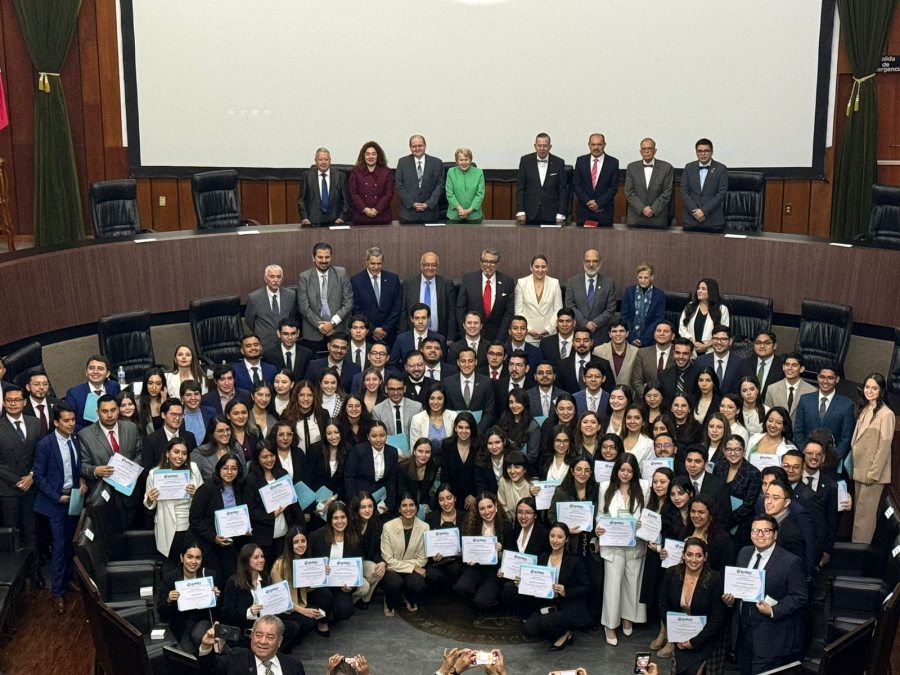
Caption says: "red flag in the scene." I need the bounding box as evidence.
[0,70,8,131]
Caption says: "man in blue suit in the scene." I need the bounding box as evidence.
[64,354,121,431]
[793,366,855,467]
[680,138,728,231]
[33,402,87,614]
[696,325,746,395]
[350,246,403,348]
[306,332,360,392]
[389,303,446,368]
[573,133,619,226]
[231,334,277,391]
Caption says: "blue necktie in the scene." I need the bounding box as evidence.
[14,420,25,442]
[424,281,436,331]
[587,278,596,306]
[320,173,329,211]
[66,439,78,487]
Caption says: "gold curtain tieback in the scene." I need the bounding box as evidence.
[846,72,876,116]
[37,72,61,93]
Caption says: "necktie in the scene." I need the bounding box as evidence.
[677,369,686,394]
[591,158,599,188]
[263,661,274,675]
[463,380,472,406]
[752,552,762,569]
[424,281,436,331]
[693,480,700,493]
[320,173,329,211]
[587,278,596,306]
[483,279,492,318]
[716,359,724,384]
[560,340,568,359]
[271,293,279,319]
[94,389,102,396]
[36,403,48,434]
[373,275,381,304]
[108,430,120,453]
[285,350,293,371]
[699,165,709,190]
[417,336,424,350]
[301,416,311,451]
[320,274,331,320]
[589,395,597,413]
[491,370,499,380]
[819,396,827,418]
[416,160,423,187]
[429,368,436,380]
[756,360,765,385]
[657,351,665,375]
[542,394,550,417]
[66,439,78,486]
[806,475,814,488]
[578,360,586,387]
[355,348,362,368]
[14,420,24,442]
[252,366,261,386]
[394,404,403,434]
[787,386,795,411]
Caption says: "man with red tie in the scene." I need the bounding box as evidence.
[455,248,515,342]
[573,133,620,227]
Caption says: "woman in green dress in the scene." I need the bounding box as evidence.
[445,147,485,223]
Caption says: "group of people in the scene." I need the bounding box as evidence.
[0,239,894,675]
[296,133,728,230]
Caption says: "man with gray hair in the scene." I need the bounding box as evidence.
[623,137,674,227]
[298,147,350,227]
[395,134,444,223]
[456,247,515,341]
[350,246,403,347]
[244,264,299,352]
[199,616,306,674]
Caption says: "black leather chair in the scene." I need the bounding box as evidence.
[191,169,260,229]
[858,183,900,250]
[802,617,875,675]
[722,293,773,358]
[794,299,853,376]
[724,171,765,233]
[0,527,34,632]
[1,341,56,396]
[189,295,244,367]
[664,291,690,327]
[97,592,169,675]
[90,179,143,238]
[98,310,156,382]
[888,326,900,400]
[75,514,156,604]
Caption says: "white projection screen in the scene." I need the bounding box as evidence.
[121,0,834,177]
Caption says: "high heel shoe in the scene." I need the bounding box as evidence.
[650,631,667,650]
[605,628,618,646]
[622,621,633,637]
[548,633,573,651]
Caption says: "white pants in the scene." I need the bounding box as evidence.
[601,546,647,628]
[352,559,382,602]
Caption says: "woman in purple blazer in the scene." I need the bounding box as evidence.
[349,141,394,224]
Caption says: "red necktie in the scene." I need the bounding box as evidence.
[108,430,120,453]
[492,370,499,380]
[657,351,665,375]
[483,279,492,318]
[591,158,599,188]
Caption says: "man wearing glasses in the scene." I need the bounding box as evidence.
[455,248,515,342]
[723,514,808,675]
[792,364,855,469]
[372,374,422,437]
[695,325,745,395]
[739,330,784,397]
[680,138,728,232]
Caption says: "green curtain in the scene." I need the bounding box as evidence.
[13,0,84,246]
[831,0,899,241]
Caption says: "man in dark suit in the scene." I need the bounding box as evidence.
[23,369,56,436]
[659,338,699,401]
[573,363,610,416]
[231,334,278,391]
[0,386,40,547]
[793,366,855,467]
[515,132,568,225]
[539,308,577,367]
[758,467,816,577]
[449,311,490,367]
[680,138,728,232]
[623,137,675,227]
[243,264,299,353]
[572,133,619,226]
[781,448,828,568]
[420,337,456,383]
[455,248,515,342]
[390,303,447,368]
[296,241,354,353]
[763,480,812,577]
[695,325,745,395]
[444,347,496,433]
[683,446,730,520]
[351,245,403,348]
[395,135,444,223]
[630,320,676,396]
[344,422,399,513]
[200,365,252,416]
[725,515,808,675]
[505,316,543,372]
[528,362,565,419]
[297,147,349,227]
[262,317,314,382]
[33,402,87,614]
[64,354,121,431]
[401,251,458,342]
[349,342,397,393]
[142,398,198,470]
[564,249,617,341]
[802,437,839,567]
[306,332,360,393]
[492,351,534,416]
[556,328,614,395]
[478,341,507,382]
[198,617,306,674]
[738,330,784,397]
[401,351,433,406]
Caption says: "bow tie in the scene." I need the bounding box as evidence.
[537,159,548,164]
[699,165,711,171]
[643,163,654,167]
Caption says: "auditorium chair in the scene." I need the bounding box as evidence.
[162,646,201,674]
[0,527,34,632]
[723,171,765,233]
[76,515,157,605]
[664,291,690,327]
[801,616,875,675]
[857,183,900,250]
[867,581,900,675]
[189,295,244,367]
[1,340,56,396]
[98,310,156,383]
[793,299,852,377]
[722,293,773,358]
[90,179,144,239]
[191,169,260,229]
[75,557,153,635]
[97,590,169,675]
[85,484,158,564]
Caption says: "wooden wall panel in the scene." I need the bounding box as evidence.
[177,179,194,229]
[285,181,300,222]
[150,179,179,231]
[764,181,785,232]
[267,181,286,225]
[240,180,269,224]
[781,181,812,235]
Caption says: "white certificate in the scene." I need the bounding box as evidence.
[643,457,674,476]
[594,460,615,484]
[666,612,707,642]
[660,538,685,568]
[214,505,252,538]
[596,517,637,547]
[104,452,144,497]
[749,453,779,472]
[499,550,536,579]
[635,509,663,543]
[326,557,363,587]
[424,528,461,557]
[258,474,298,514]
[517,564,557,599]
[724,565,766,602]
[253,580,293,615]
[533,480,560,511]
[175,576,216,611]
[836,479,850,512]
[292,557,328,588]
[154,469,191,501]
[462,536,498,565]
[555,501,594,531]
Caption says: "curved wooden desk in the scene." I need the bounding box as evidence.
[1,222,897,347]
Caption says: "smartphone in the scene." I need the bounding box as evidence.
[214,623,242,642]
[474,651,496,665]
[634,652,651,673]
[343,657,358,668]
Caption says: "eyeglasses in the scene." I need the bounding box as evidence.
[554,439,570,445]
[480,259,498,265]
[754,340,774,346]
[750,528,774,535]
[654,442,674,450]
[724,447,744,454]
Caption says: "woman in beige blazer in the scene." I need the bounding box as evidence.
[380,492,430,615]
[851,373,895,544]
[515,255,563,346]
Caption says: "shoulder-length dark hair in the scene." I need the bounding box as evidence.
[673,536,714,588]
[548,393,577,426]
[682,277,724,327]
[449,411,480,447]
[323,500,358,546]
[856,372,888,415]
[461,491,508,536]
[276,525,310,589]
[496,387,533,449]
[406,437,439,483]
[136,366,167,430]
[556,454,599,503]
[234,542,268,591]
[349,491,383,539]
[475,426,511,469]
[646,467,676,512]
[211,452,244,489]
[602,453,644,515]
[355,141,388,169]
[689,493,725,541]
[690,367,722,410]
[764,406,793,443]
[738,376,765,421]
[158,436,190,469]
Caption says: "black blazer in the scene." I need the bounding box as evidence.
[714,460,761,543]
[697,473,731,528]
[511,521,550,556]
[308,526,364,560]
[807,472,838,555]
[696,352,746,396]
[516,152,568,222]
[244,466,303,546]
[659,567,725,654]
[199,647,306,675]
[659,364,700,402]
[440,438,477,507]
[534,551,592,627]
[555,355,615,395]
[220,576,263,632]
[449,339,489,369]
[306,358,360,394]
[156,566,220,640]
[474,463,500,496]
[262,344,314,382]
[22,397,58,436]
[305,441,344,501]
[739,355,785,397]
[573,152,619,225]
[401,375,434,407]
[343,442,399,512]
[298,166,349,226]
[0,415,40,497]
[401,274,459,342]
[455,270,516,342]
[188,480,251,551]
[443,374,496,433]
[200,389,252,416]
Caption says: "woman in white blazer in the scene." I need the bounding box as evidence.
[594,453,651,646]
[408,383,457,460]
[380,492,430,615]
[515,255,563,346]
[144,436,204,561]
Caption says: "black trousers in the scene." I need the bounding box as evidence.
[382,570,426,610]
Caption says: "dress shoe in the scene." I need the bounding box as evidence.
[622,624,633,637]
[354,599,369,610]
[650,632,667,650]
[657,642,675,659]
[548,633,573,652]
[54,597,66,615]
[315,626,331,638]
[605,628,618,646]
